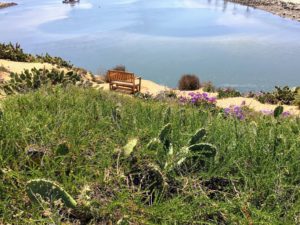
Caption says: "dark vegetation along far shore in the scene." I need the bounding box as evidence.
[0,42,300,224]
[0,2,17,9]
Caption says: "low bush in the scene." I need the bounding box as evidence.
[112,64,126,71]
[0,68,86,95]
[201,81,216,92]
[0,42,73,68]
[295,89,300,109]
[178,74,200,91]
[256,86,296,105]
[35,53,73,68]
[217,87,241,98]
[256,92,279,104]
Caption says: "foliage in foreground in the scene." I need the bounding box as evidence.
[0,86,300,224]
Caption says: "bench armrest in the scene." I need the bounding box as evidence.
[135,77,142,92]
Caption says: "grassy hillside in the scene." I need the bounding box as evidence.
[1,86,300,224]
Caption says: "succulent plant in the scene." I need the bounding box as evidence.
[163,107,171,124]
[0,43,72,68]
[123,138,138,157]
[56,141,70,156]
[147,138,161,150]
[274,106,284,118]
[188,143,217,158]
[0,68,82,95]
[158,123,172,150]
[188,128,206,146]
[26,179,77,209]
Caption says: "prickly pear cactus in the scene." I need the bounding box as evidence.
[26,179,77,209]
[147,138,161,150]
[188,143,217,158]
[123,138,138,157]
[274,106,284,118]
[176,147,189,166]
[56,141,70,156]
[159,123,172,150]
[188,128,206,146]
[163,107,171,124]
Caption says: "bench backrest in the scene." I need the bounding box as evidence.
[107,70,135,83]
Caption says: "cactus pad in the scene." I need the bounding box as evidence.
[123,138,138,157]
[147,138,161,150]
[188,143,217,158]
[26,179,77,208]
[163,107,171,124]
[159,123,172,150]
[188,128,206,145]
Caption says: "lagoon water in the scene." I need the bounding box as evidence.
[0,0,300,91]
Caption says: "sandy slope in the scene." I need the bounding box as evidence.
[176,90,299,115]
[216,97,299,115]
[0,59,299,115]
[0,59,66,79]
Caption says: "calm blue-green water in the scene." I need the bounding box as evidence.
[0,0,299,91]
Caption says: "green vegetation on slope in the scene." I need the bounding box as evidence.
[0,43,73,68]
[0,86,300,224]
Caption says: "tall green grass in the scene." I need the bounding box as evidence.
[0,86,300,224]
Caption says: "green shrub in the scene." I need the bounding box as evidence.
[201,81,216,92]
[256,86,296,105]
[35,53,73,68]
[0,68,83,95]
[178,74,200,91]
[112,64,126,71]
[0,43,32,62]
[217,87,241,98]
[0,42,72,68]
[256,92,279,104]
[295,89,300,109]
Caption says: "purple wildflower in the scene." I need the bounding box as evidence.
[282,111,291,117]
[180,92,216,107]
[224,105,245,120]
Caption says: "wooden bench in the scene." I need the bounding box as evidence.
[107,70,141,94]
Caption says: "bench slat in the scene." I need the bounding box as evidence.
[108,70,141,94]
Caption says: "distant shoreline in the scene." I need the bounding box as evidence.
[0,2,17,9]
[227,0,300,22]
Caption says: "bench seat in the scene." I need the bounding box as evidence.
[108,70,141,94]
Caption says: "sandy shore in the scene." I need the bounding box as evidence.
[0,2,17,9]
[0,59,299,116]
[227,0,300,21]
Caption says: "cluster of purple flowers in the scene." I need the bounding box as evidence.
[179,92,217,106]
[224,105,245,120]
